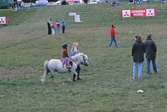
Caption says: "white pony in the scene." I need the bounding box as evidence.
[41,53,89,84]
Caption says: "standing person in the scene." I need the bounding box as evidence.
[61,19,66,34]
[132,35,145,79]
[20,1,24,10]
[14,4,18,12]
[17,0,22,9]
[70,42,81,80]
[50,22,55,35]
[108,25,119,48]
[61,43,71,68]
[70,42,79,57]
[56,21,60,34]
[47,18,52,35]
[144,34,159,74]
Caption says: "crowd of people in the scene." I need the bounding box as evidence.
[46,22,159,80]
[11,0,25,12]
[47,18,66,35]
[108,24,158,79]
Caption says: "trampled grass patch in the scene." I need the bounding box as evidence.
[0,2,167,112]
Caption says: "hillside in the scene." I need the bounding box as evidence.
[0,2,167,112]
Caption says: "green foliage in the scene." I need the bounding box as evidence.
[0,3,167,112]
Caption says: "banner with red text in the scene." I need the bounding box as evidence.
[120,8,156,18]
[0,17,8,24]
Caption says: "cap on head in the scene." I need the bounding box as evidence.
[62,42,68,48]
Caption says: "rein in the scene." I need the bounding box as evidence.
[80,55,87,65]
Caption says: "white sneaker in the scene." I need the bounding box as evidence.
[132,77,136,79]
[155,70,159,74]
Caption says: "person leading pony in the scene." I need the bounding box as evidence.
[70,42,82,81]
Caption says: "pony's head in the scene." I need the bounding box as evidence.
[78,53,89,66]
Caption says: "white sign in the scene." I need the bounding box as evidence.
[69,12,76,16]
[0,17,8,24]
[74,15,81,22]
[146,9,156,16]
[121,10,131,18]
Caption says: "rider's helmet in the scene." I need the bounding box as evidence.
[62,42,69,48]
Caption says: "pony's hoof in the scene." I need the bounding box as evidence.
[54,81,58,84]
[41,79,45,84]
[68,79,72,82]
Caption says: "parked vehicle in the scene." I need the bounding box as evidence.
[73,0,81,4]
[47,2,57,6]
[24,2,35,7]
[55,1,61,5]
[35,0,48,7]
[88,0,99,4]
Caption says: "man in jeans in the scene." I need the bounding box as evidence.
[144,34,159,74]
[108,25,119,48]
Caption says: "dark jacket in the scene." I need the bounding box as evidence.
[132,41,145,63]
[61,49,69,58]
[144,38,157,60]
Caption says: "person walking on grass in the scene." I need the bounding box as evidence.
[144,34,159,74]
[108,24,119,48]
[132,35,145,79]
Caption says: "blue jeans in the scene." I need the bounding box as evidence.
[22,5,24,10]
[51,28,55,35]
[56,27,60,34]
[133,62,143,78]
[108,37,118,48]
[146,59,157,74]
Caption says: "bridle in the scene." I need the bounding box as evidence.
[81,55,88,66]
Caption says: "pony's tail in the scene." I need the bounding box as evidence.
[41,60,49,84]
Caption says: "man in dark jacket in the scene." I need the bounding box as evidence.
[144,34,158,74]
[47,18,52,35]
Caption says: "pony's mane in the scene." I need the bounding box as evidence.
[77,52,84,55]
[71,52,84,58]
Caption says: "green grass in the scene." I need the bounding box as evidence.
[0,2,167,112]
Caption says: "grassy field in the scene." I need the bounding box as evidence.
[0,2,167,112]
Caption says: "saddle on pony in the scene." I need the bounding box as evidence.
[61,57,73,68]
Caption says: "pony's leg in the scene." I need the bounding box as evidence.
[72,70,78,81]
[73,65,81,81]
[74,71,78,81]
[68,72,72,82]
[50,71,58,83]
